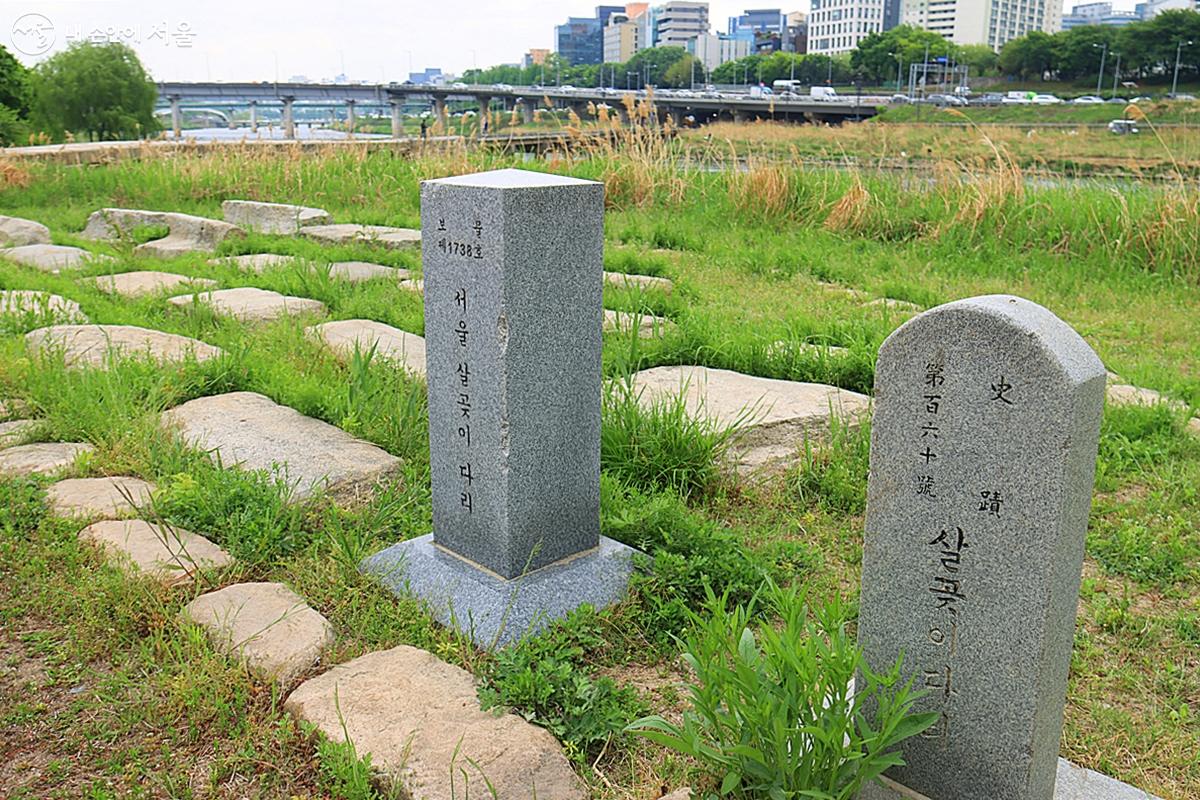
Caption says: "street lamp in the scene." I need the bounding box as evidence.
[1110,52,1121,99]
[1172,40,1195,98]
[1094,42,1108,97]
[890,51,902,92]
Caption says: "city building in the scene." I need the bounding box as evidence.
[1135,0,1195,17]
[728,8,788,36]
[604,12,642,61]
[808,0,889,55]
[408,68,443,85]
[523,49,550,68]
[901,0,1063,50]
[1061,1,1139,27]
[785,10,810,52]
[690,32,753,70]
[654,2,711,47]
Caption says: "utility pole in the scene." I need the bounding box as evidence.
[1094,42,1108,97]
[1172,40,1194,98]
[1111,52,1121,98]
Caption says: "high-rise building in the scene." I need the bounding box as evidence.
[1060,1,1138,27]
[728,8,788,35]
[556,17,604,65]
[691,32,753,70]
[902,0,1063,49]
[655,2,711,47]
[785,10,809,52]
[808,0,889,55]
[523,49,550,68]
[1136,0,1195,17]
[604,13,642,62]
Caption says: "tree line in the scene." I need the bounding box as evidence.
[0,41,158,146]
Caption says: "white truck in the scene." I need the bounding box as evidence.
[772,79,804,95]
[810,86,838,101]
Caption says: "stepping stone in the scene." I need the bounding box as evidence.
[85,270,217,298]
[0,215,51,247]
[0,419,38,449]
[604,270,674,294]
[1106,383,1187,412]
[327,260,411,283]
[46,476,155,518]
[1190,417,1200,438]
[222,199,332,234]
[0,398,30,418]
[285,645,586,800]
[207,253,301,273]
[0,290,86,323]
[0,244,110,273]
[864,297,921,312]
[766,340,851,359]
[631,366,872,472]
[25,324,224,368]
[0,442,94,477]
[81,208,244,257]
[815,280,866,299]
[300,223,420,250]
[182,582,333,685]
[160,391,401,500]
[307,319,426,376]
[399,278,424,294]
[80,519,232,586]
[167,287,326,323]
[603,309,674,337]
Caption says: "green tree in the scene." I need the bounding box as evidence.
[958,44,998,78]
[663,55,702,88]
[998,30,1056,80]
[0,44,29,145]
[851,25,956,85]
[625,46,688,87]
[31,42,158,141]
[1052,25,1119,81]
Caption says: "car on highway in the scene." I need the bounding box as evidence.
[560,85,577,93]
[927,93,966,106]
[1002,91,1033,104]
[492,83,513,92]
[1105,97,1128,104]
[452,82,468,90]
[1031,94,1063,105]
[1169,93,1197,100]
[1072,95,1104,104]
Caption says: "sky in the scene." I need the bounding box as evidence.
[4,0,791,82]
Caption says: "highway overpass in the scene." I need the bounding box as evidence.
[156,81,881,138]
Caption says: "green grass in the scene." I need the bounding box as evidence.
[0,143,1197,798]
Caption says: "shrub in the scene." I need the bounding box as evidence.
[478,607,646,764]
[629,584,935,799]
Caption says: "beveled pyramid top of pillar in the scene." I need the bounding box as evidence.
[425,168,599,189]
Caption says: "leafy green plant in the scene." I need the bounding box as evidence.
[478,607,645,764]
[629,584,935,799]
[793,416,872,514]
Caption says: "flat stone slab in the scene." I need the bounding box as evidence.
[160,391,401,500]
[307,319,426,376]
[222,199,332,234]
[46,476,155,518]
[631,366,872,471]
[399,277,424,294]
[0,420,38,449]
[857,758,1162,800]
[603,309,674,337]
[167,287,326,323]
[864,297,922,312]
[0,244,110,273]
[182,582,333,685]
[0,442,94,477]
[81,208,244,257]
[0,215,51,246]
[767,340,851,359]
[85,270,217,298]
[604,270,674,294]
[300,223,421,250]
[208,253,301,273]
[1106,383,1187,411]
[80,519,232,586]
[25,324,224,368]
[284,644,586,800]
[327,260,411,283]
[0,398,29,418]
[0,290,86,323]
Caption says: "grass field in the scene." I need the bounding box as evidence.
[0,138,1197,799]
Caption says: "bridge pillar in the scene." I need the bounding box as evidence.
[474,95,492,136]
[281,96,296,139]
[346,99,356,137]
[249,100,258,132]
[519,99,534,125]
[169,95,182,139]
[433,97,448,131]
[734,110,750,124]
[616,104,630,125]
[668,107,684,127]
[390,101,403,138]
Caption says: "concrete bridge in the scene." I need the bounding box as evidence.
[156,81,881,138]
